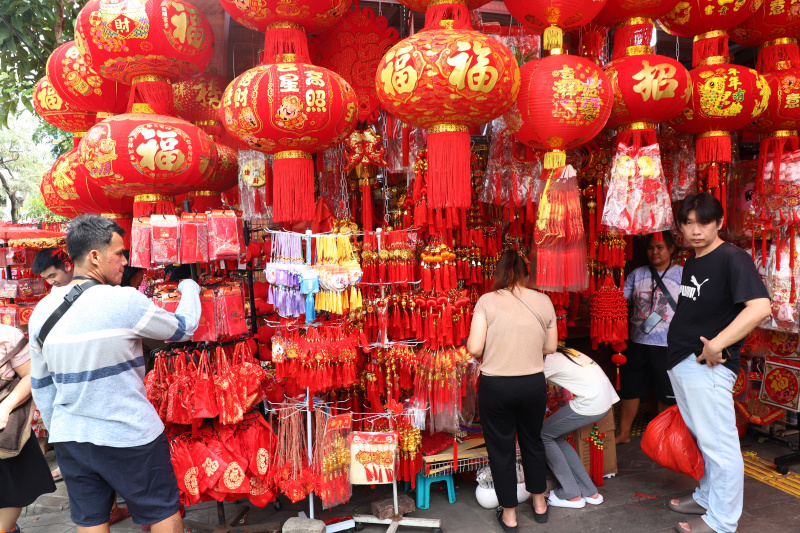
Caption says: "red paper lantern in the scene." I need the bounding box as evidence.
[505,0,609,51]
[46,41,129,115]
[309,5,400,122]
[376,22,519,207]
[729,1,800,48]
[78,114,217,207]
[222,61,357,222]
[604,52,691,142]
[206,142,239,192]
[659,0,762,65]
[399,0,490,11]
[749,66,800,133]
[173,72,230,124]
[515,54,613,169]
[217,0,351,33]
[75,0,213,84]
[33,77,96,133]
[40,153,81,219]
[593,0,681,60]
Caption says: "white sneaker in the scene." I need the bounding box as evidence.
[547,492,586,508]
[584,494,604,505]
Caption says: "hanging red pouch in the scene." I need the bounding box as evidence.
[151,214,181,265]
[166,356,194,425]
[130,217,152,268]
[170,438,202,506]
[207,209,242,261]
[233,341,268,413]
[189,438,224,494]
[214,347,244,426]
[192,290,218,342]
[217,285,248,338]
[193,351,219,420]
[180,212,209,263]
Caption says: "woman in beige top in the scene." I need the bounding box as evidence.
[467,250,558,531]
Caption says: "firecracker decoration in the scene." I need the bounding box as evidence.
[77,114,217,216]
[586,424,606,486]
[590,273,628,350]
[515,55,613,170]
[318,413,352,509]
[593,0,680,59]
[348,432,397,485]
[397,420,423,489]
[659,0,763,66]
[669,55,770,203]
[729,1,800,51]
[309,5,400,122]
[46,41,129,115]
[375,1,520,209]
[505,0,609,52]
[33,77,96,133]
[75,0,213,115]
[529,166,589,292]
[414,346,472,433]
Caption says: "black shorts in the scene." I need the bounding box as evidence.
[54,432,180,527]
[619,341,676,405]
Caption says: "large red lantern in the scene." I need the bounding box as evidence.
[173,72,229,125]
[505,0,609,52]
[515,54,613,169]
[376,5,520,208]
[729,1,800,48]
[40,153,81,219]
[78,114,217,214]
[222,62,357,222]
[659,0,762,65]
[217,0,351,33]
[33,77,96,133]
[46,41,129,115]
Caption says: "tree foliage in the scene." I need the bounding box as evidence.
[0,0,87,127]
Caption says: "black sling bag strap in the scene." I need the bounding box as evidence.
[649,266,678,312]
[37,280,101,346]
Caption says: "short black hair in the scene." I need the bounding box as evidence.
[67,215,125,264]
[676,192,724,226]
[32,248,67,275]
[648,231,676,251]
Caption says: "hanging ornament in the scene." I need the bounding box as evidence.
[375,1,520,209]
[658,0,762,66]
[309,4,400,122]
[46,41,129,116]
[515,54,613,169]
[575,22,609,65]
[505,0,609,53]
[729,1,800,49]
[33,77,96,133]
[594,0,680,59]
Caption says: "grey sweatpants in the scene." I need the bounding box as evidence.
[541,405,610,499]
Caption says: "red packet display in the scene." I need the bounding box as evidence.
[207,210,242,261]
[0,305,18,327]
[151,215,180,265]
[216,285,248,338]
[192,290,218,342]
[180,213,209,263]
[131,217,152,268]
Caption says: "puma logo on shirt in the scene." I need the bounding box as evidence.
[680,276,709,301]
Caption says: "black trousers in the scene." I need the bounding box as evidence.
[479,373,547,508]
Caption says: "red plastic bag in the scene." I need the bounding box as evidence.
[641,405,704,480]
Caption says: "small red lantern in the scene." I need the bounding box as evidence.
[78,114,217,214]
[206,142,239,192]
[729,1,800,48]
[33,77,96,133]
[222,61,357,222]
[46,41,129,115]
[659,0,762,65]
[376,8,520,207]
[505,0,609,52]
[515,54,613,169]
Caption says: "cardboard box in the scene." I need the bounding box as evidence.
[571,410,617,477]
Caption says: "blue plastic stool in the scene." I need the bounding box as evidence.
[415,472,456,509]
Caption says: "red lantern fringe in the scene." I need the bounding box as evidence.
[272,152,315,223]
[192,192,223,212]
[128,80,175,116]
[426,129,471,209]
[692,35,730,68]
[262,26,311,64]
[580,24,608,65]
[362,181,374,233]
[615,128,657,150]
[611,22,654,61]
[696,133,731,165]
[133,195,176,218]
[424,3,471,30]
[757,42,800,73]
[757,134,799,194]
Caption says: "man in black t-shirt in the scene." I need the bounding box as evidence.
[665,193,770,533]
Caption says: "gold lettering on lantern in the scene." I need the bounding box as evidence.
[169,3,205,48]
[305,89,327,112]
[379,46,419,96]
[37,85,63,110]
[551,65,604,124]
[770,0,786,14]
[135,128,186,171]
[194,81,223,108]
[786,93,800,109]
[446,41,499,93]
[631,61,679,101]
[279,73,300,92]
[305,70,325,87]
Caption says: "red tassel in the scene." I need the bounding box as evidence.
[616,366,621,390]
[262,25,310,63]
[133,195,175,217]
[422,267,432,292]
[402,125,410,167]
[696,134,731,166]
[362,182,374,232]
[127,79,174,115]
[692,34,730,67]
[272,152,315,223]
[427,129,471,209]
[434,267,443,294]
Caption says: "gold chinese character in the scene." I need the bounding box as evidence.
[446,41,500,93]
[305,70,325,87]
[786,93,800,109]
[279,74,300,92]
[631,61,679,101]
[379,46,418,96]
[770,0,786,14]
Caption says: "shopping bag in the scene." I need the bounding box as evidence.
[640,405,704,480]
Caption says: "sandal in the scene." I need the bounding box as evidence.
[494,509,518,532]
[675,516,715,533]
[668,495,706,515]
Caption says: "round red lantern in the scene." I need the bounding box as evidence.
[75,0,213,84]
[33,77,96,133]
[659,0,762,66]
[217,0,351,33]
[604,52,691,130]
[729,1,800,48]
[593,0,681,60]
[206,142,239,192]
[749,66,800,133]
[78,114,217,213]
[173,72,230,124]
[505,0,609,52]
[40,153,81,219]
[46,41,129,115]
[515,54,613,169]
[222,61,357,222]
[376,21,520,207]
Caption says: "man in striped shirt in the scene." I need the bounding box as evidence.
[29,215,201,533]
